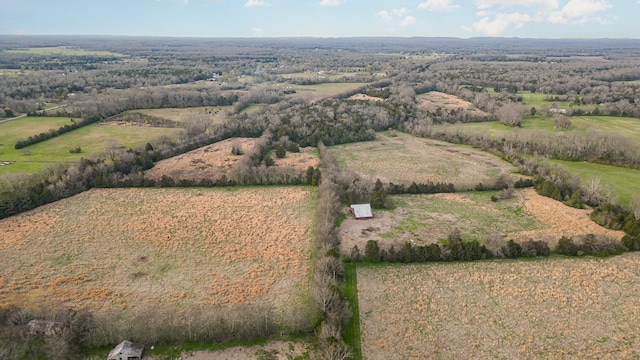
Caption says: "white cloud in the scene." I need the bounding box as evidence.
[252,27,264,35]
[547,0,611,24]
[474,0,559,11]
[468,12,531,36]
[400,16,417,26]
[392,7,410,16]
[319,0,342,6]
[244,0,268,7]
[376,10,392,21]
[418,0,459,11]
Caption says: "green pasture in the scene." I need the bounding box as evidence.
[0,120,178,174]
[380,191,544,245]
[5,46,126,57]
[552,160,640,206]
[454,115,640,142]
[0,116,77,156]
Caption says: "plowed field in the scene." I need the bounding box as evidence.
[0,187,315,315]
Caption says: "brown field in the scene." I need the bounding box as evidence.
[144,138,319,182]
[349,93,384,102]
[144,138,258,182]
[358,254,640,359]
[331,131,518,188]
[0,187,314,316]
[133,106,232,124]
[339,188,624,255]
[416,91,488,117]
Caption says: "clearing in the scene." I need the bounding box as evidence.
[331,131,518,188]
[416,91,488,117]
[0,187,315,322]
[358,254,640,359]
[144,138,319,183]
[339,188,624,255]
[132,106,233,125]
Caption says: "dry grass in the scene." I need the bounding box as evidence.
[0,187,314,316]
[331,132,517,188]
[349,94,384,102]
[339,189,624,254]
[416,91,488,117]
[358,254,640,359]
[133,106,232,124]
[144,138,318,183]
[144,138,258,182]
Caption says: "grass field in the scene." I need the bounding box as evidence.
[331,131,518,189]
[552,160,640,206]
[0,120,178,174]
[358,255,640,359]
[5,46,126,57]
[133,106,233,124]
[448,115,640,142]
[338,188,624,255]
[290,82,368,101]
[0,186,315,320]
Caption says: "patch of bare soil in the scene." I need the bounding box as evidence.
[145,138,257,182]
[359,255,640,359]
[417,91,488,117]
[509,188,625,245]
[349,93,384,102]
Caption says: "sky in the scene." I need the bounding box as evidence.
[0,0,638,38]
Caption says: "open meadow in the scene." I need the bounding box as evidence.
[417,91,488,117]
[0,187,315,326]
[0,118,178,174]
[132,106,233,125]
[145,137,319,183]
[331,132,518,188]
[358,254,640,359]
[339,188,623,255]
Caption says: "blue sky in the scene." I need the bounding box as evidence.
[0,0,638,38]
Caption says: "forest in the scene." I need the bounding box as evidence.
[1,35,640,359]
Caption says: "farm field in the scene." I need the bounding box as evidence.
[330,131,518,188]
[133,106,233,124]
[417,91,488,117]
[339,188,624,254]
[0,120,178,174]
[0,187,315,322]
[448,115,640,141]
[552,160,640,206]
[358,255,640,359]
[291,82,368,100]
[145,138,319,183]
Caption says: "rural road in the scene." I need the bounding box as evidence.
[0,104,67,124]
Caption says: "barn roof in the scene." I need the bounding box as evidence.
[351,204,373,219]
[107,340,144,360]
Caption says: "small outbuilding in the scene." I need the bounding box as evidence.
[350,204,373,219]
[107,340,144,360]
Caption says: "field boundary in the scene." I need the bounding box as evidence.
[343,262,362,360]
